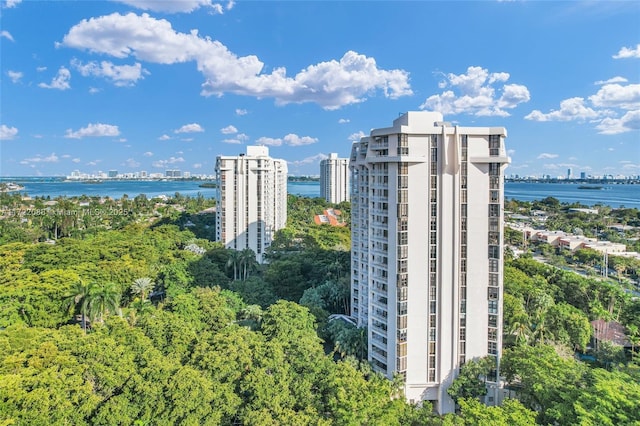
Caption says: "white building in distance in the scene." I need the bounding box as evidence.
[215,146,288,263]
[320,153,350,204]
[350,111,509,413]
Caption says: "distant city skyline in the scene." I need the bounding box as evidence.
[1,1,639,177]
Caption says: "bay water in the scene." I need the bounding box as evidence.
[1,178,638,209]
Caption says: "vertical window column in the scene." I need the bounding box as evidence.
[459,135,468,366]
[396,161,409,378]
[487,134,502,382]
[428,136,438,383]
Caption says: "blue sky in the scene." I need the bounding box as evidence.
[1,0,639,178]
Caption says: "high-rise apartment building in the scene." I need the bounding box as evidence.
[215,146,288,263]
[349,111,509,413]
[320,153,350,204]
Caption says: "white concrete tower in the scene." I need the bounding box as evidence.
[215,146,288,263]
[349,111,509,413]
[320,153,350,204]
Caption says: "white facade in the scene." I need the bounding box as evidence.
[320,153,350,204]
[215,146,288,263]
[350,111,509,413]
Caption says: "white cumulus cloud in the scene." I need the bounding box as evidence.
[2,0,22,8]
[526,80,640,135]
[143,151,153,156]
[255,137,282,147]
[113,0,230,14]
[7,69,22,82]
[152,156,185,168]
[589,83,640,110]
[338,118,350,124]
[158,134,171,140]
[60,13,412,109]
[6,70,22,84]
[348,131,367,142]
[223,133,249,144]
[0,124,18,140]
[220,125,237,134]
[124,158,140,168]
[283,133,318,146]
[525,97,605,122]
[289,153,329,167]
[65,123,120,139]
[235,108,247,116]
[71,59,148,86]
[256,133,318,147]
[174,123,204,133]
[420,66,530,117]
[20,153,59,164]
[1,30,14,41]
[613,44,640,59]
[38,66,71,90]
[537,153,559,159]
[596,110,640,135]
[595,76,628,85]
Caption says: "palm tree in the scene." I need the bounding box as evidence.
[613,262,626,283]
[239,248,257,280]
[226,250,242,281]
[64,280,93,333]
[131,277,155,301]
[531,316,548,346]
[88,282,121,324]
[510,320,532,346]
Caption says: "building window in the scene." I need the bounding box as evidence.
[488,287,499,299]
[488,300,498,314]
[398,232,408,245]
[488,315,498,328]
[488,328,498,341]
[489,135,501,156]
[397,357,407,371]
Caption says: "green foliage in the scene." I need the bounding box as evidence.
[325,320,367,359]
[447,357,495,404]
[453,398,537,426]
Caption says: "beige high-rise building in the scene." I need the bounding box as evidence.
[349,111,509,413]
[215,146,287,263]
[320,153,350,204]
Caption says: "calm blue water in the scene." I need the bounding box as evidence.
[504,182,639,209]
[2,178,638,209]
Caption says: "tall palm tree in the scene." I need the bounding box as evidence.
[64,280,93,333]
[88,282,121,324]
[226,250,242,281]
[531,316,548,346]
[239,248,257,280]
[510,320,532,346]
[131,277,155,301]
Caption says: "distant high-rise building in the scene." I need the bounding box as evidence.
[165,169,182,178]
[320,153,350,204]
[580,172,586,180]
[567,168,572,180]
[215,146,288,263]
[350,111,509,414]
[108,170,118,178]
